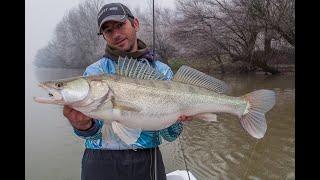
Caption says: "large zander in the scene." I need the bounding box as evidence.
[34,57,276,144]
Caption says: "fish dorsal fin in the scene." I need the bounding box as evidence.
[116,56,167,80]
[173,65,229,94]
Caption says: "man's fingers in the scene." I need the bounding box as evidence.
[178,115,193,122]
[63,105,72,116]
[69,110,78,122]
[76,112,89,121]
[62,106,92,130]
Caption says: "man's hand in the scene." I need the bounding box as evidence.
[63,105,93,131]
[178,115,193,122]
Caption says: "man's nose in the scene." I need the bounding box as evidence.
[112,32,122,41]
[110,27,122,37]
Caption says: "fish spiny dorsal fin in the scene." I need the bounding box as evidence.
[124,57,132,77]
[128,58,137,78]
[116,56,167,80]
[173,65,230,94]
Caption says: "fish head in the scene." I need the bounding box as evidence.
[34,77,90,105]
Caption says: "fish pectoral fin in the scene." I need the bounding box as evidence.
[112,100,141,112]
[101,123,114,144]
[194,113,218,122]
[111,121,141,145]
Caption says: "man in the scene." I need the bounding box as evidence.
[63,3,191,180]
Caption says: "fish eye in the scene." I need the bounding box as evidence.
[55,82,64,88]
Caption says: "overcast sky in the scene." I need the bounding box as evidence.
[25,0,175,64]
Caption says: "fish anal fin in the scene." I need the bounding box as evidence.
[194,113,218,122]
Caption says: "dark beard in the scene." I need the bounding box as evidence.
[125,43,134,52]
[104,39,147,60]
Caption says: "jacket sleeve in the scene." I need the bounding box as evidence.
[72,59,109,139]
[159,122,183,142]
[73,119,103,140]
[154,60,184,142]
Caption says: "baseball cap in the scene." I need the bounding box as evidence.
[97,3,134,31]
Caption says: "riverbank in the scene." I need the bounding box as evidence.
[168,58,295,75]
[33,59,295,76]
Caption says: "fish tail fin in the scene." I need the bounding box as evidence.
[240,90,276,139]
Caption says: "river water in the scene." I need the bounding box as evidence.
[25,62,294,180]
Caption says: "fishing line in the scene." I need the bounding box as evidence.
[152,0,157,180]
[178,132,191,180]
[241,139,259,179]
[242,113,275,179]
[150,0,190,179]
[151,1,190,179]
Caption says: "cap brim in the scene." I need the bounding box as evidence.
[99,15,127,29]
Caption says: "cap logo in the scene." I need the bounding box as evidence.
[109,7,118,11]
[98,6,122,18]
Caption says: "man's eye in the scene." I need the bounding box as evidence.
[117,23,124,28]
[104,29,112,34]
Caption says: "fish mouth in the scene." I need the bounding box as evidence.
[33,84,64,104]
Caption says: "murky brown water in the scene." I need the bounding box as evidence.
[161,74,295,180]
[26,64,294,180]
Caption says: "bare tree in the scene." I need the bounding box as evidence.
[34,0,105,68]
[172,0,294,74]
[136,1,178,64]
[249,0,295,46]
[34,0,294,74]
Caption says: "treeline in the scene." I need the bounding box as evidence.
[34,0,294,74]
[34,0,105,68]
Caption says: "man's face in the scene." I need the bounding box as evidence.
[101,19,139,52]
